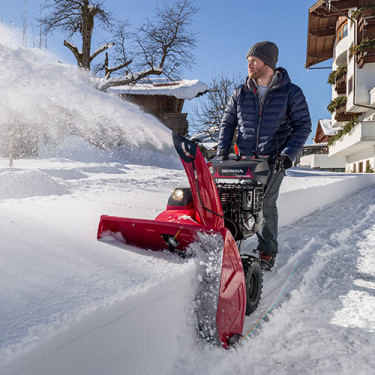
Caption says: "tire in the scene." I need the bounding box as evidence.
[242,255,263,315]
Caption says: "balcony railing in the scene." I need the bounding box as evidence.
[357,48,375,68]
[355,14,375,68]
[335,74,346,94]
[329,121,375,157]
[334,102,357,122]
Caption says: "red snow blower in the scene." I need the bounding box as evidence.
[97,132,272,348]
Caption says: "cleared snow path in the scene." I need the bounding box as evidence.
[174,184,375,375]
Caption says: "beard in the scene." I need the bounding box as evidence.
[248,64,269,81]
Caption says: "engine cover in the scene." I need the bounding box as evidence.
[210,156,271,185]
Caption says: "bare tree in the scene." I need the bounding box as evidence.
[190,74,241,136]
[39,0,199,89]
[93,21,134,79]
[97,0,199,91]
[39,0,114,70]
[137,0,198,78]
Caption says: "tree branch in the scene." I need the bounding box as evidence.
[104,60,133,80]
[98,67,163,91]
[63,39,82,66]
[90,42,114,62]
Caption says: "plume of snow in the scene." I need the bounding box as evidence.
[0,23,177,162]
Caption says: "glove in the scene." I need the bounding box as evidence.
[219,149,229,161]
[278,154,293,170]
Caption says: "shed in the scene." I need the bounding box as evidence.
[108,79,208,135]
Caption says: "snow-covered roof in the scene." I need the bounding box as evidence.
[319,119,337,136]
[107,78,208,100]
[303,142,328,148]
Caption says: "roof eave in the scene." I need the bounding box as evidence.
[305,0,359,68]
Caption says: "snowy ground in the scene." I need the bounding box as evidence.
[1,22,375,375]
[1,148,375,375]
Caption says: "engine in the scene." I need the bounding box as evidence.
[209,156,272,241]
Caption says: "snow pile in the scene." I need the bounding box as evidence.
[0,169,70,199]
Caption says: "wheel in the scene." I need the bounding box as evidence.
[241,255,263,315]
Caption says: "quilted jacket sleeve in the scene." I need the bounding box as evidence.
[217,88,239,155]
[281,85,312,161]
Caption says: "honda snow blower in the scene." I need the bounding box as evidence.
[97,132,273,348]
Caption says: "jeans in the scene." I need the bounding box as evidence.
[256,170,284,255]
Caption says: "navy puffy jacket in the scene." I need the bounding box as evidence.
[217,68,312,161]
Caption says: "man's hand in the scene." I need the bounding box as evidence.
[220,149,229,161]
[278,154,293,170]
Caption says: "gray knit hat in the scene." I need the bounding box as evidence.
[246,41,279,70]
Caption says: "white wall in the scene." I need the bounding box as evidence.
[346,145,375,172]
[299,154,346,169]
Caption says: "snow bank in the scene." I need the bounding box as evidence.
[0,259,197,375]
[0,169,70,199]
[279,171,375,227]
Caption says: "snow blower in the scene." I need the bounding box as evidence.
[97,132,272,348]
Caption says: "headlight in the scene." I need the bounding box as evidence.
[172,189,184,202]
[167,187,193,207]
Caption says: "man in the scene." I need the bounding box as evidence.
[217,41,311,270]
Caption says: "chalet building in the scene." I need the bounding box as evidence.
[299,119,346,171]
[306,0,375,173]
[314,118,336,143]
[107,79,208,135]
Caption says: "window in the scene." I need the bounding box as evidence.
[366,160,372,172]
[348,77,353,94]
[337,21,348,42]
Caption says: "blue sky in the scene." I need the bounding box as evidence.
[1,0,332,143]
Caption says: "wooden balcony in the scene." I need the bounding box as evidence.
[358,13,375,36]
[357,14,375,68]
[335,74,346,94]
[334,103,357,123]
[357,48,375,68]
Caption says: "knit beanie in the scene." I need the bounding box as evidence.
[246,41,279,70]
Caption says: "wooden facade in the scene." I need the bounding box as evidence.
[120,93,188,135]
[314,121,331,143]
[335,72,347,94]
[313,119,338,143]
[306,0,363,68]
[357,9,375,68]
[334,101,358,122]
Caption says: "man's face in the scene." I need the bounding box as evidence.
[247,56,268,80]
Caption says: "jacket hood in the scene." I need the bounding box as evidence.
[244,67,291,92]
